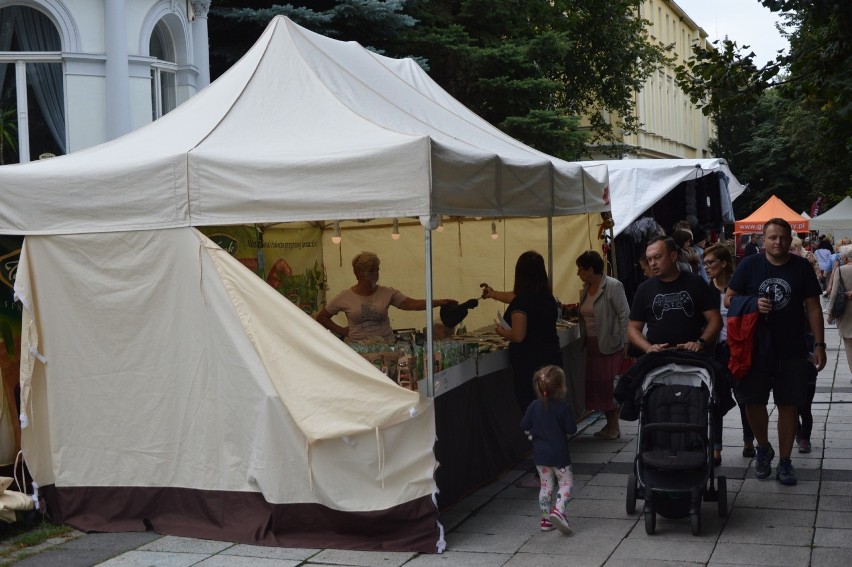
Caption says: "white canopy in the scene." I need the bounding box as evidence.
[579,158,745,235]
[0,16,607,236]
[809,196,852,234]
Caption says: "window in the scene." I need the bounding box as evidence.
[0,5,64,165]
[150,19,176,120]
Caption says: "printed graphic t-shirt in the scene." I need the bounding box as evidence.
[629,271,718,346]
[728,253,821,357]
[325,285,408,342]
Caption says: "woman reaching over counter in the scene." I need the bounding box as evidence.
[316,251,456,342]
[575,250,630,440]
[481,251,561,413]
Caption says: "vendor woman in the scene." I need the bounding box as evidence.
[316,251,456,342]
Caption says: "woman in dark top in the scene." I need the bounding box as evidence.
[482,251,562,411]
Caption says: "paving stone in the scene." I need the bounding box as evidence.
[219,545,321,560]
[573,484,625,500]
[566,497,633,519]
[307,549,416,567]
[739,478,818,495]
[604,561,706,567]
[401,550,512,566]
[453,512,541,535]
[197,556,301,567]
[809,547,852,567]
[718,514,813,546]
[708,542,811,566]
[137,536,234,554]
[586,473,630,487]
[95,551,211,567]
[442,531,532,555]
[59,531,163,551]
[819,480,852,496]
[611,538,715,563]
[10,548,122,567]
[813,527,852,548]
[823,458,852,470]
[723,507,816,528]
[733,491,817,510]
[816,509,852,529]
[504,550,610,567]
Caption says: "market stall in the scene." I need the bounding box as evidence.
[0,16,608,551]
[809,196,852,242]
[578,158,745,301]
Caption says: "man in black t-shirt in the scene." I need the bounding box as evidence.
[744,234,759,256]
[628,236,721,355]
[725,218,825,487]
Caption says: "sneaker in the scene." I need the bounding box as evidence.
[742,445,755,458]
[776,457,798,485]
[540,517,555,531]
[547,509,572,534]
[754,443,775,479]
[797,437,812,454]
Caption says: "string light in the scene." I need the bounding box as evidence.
[491,220,499,240]
[391,218,400,240]
[331,221,342,244]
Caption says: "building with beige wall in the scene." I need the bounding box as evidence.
[596,0,715,160]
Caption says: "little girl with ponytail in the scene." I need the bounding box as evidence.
[520,365,577,534]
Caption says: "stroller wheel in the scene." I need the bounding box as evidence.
[644,502,656,535]
[626,474,637,515]
[690,510,701,536]
[717,476,728,517]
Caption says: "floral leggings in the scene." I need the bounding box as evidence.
[536,464,573,517]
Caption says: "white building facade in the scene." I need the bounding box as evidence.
[0,0,211,164]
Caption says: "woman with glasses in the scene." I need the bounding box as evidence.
[704,244,755,463]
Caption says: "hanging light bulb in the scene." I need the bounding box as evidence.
[491,220,499,240]
[391,218,401,240]
[331,220,342,244]
[436,216,444,232]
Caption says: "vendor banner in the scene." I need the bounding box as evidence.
[201,226,325,314]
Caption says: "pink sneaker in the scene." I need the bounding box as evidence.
[548,509,572,534]
[540,517,555,531]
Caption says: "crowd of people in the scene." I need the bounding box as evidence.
[504,218,843,535]
[314,222,851,536]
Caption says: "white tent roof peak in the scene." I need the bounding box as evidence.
[0,16,608,236]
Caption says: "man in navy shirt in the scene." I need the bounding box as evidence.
[725,218,825,486]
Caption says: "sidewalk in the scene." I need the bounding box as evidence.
[9,322,852,566]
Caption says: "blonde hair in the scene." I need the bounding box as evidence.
[533,365,567,408]
[352,252,380,274]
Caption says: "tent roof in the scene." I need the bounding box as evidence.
[0,16,607,236]
[577,158,745,235]
[809,196,852,231]
[734,195,809,234]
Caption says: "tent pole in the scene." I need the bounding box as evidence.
[547,217,554,288]
[423,219,435,398]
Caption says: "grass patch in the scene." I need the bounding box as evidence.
[0,516,75,563]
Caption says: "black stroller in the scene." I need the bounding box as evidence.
[615,351,728,536]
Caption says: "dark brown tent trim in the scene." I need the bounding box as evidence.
[41,485,440,553]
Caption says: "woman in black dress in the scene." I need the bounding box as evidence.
[482,251,562,412]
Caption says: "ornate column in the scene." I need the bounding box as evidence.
[104,0,130,140]
[191,0,212,89]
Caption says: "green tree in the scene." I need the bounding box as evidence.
[391,0,669,160]
[208,1,669,161]
[675,0,852,208]
[208,1,416,80]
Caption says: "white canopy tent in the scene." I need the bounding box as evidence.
[0,16,608,550]
[809,196,852,241]
[578,158,745,235]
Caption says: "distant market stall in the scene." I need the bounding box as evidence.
[809,196,852,242]
[0,17,608,551]
[734,195,809,234]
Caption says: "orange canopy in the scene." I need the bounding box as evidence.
[734,195,809,234]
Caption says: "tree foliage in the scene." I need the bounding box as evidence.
[208,1,669,161]
[675,0,852,210]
